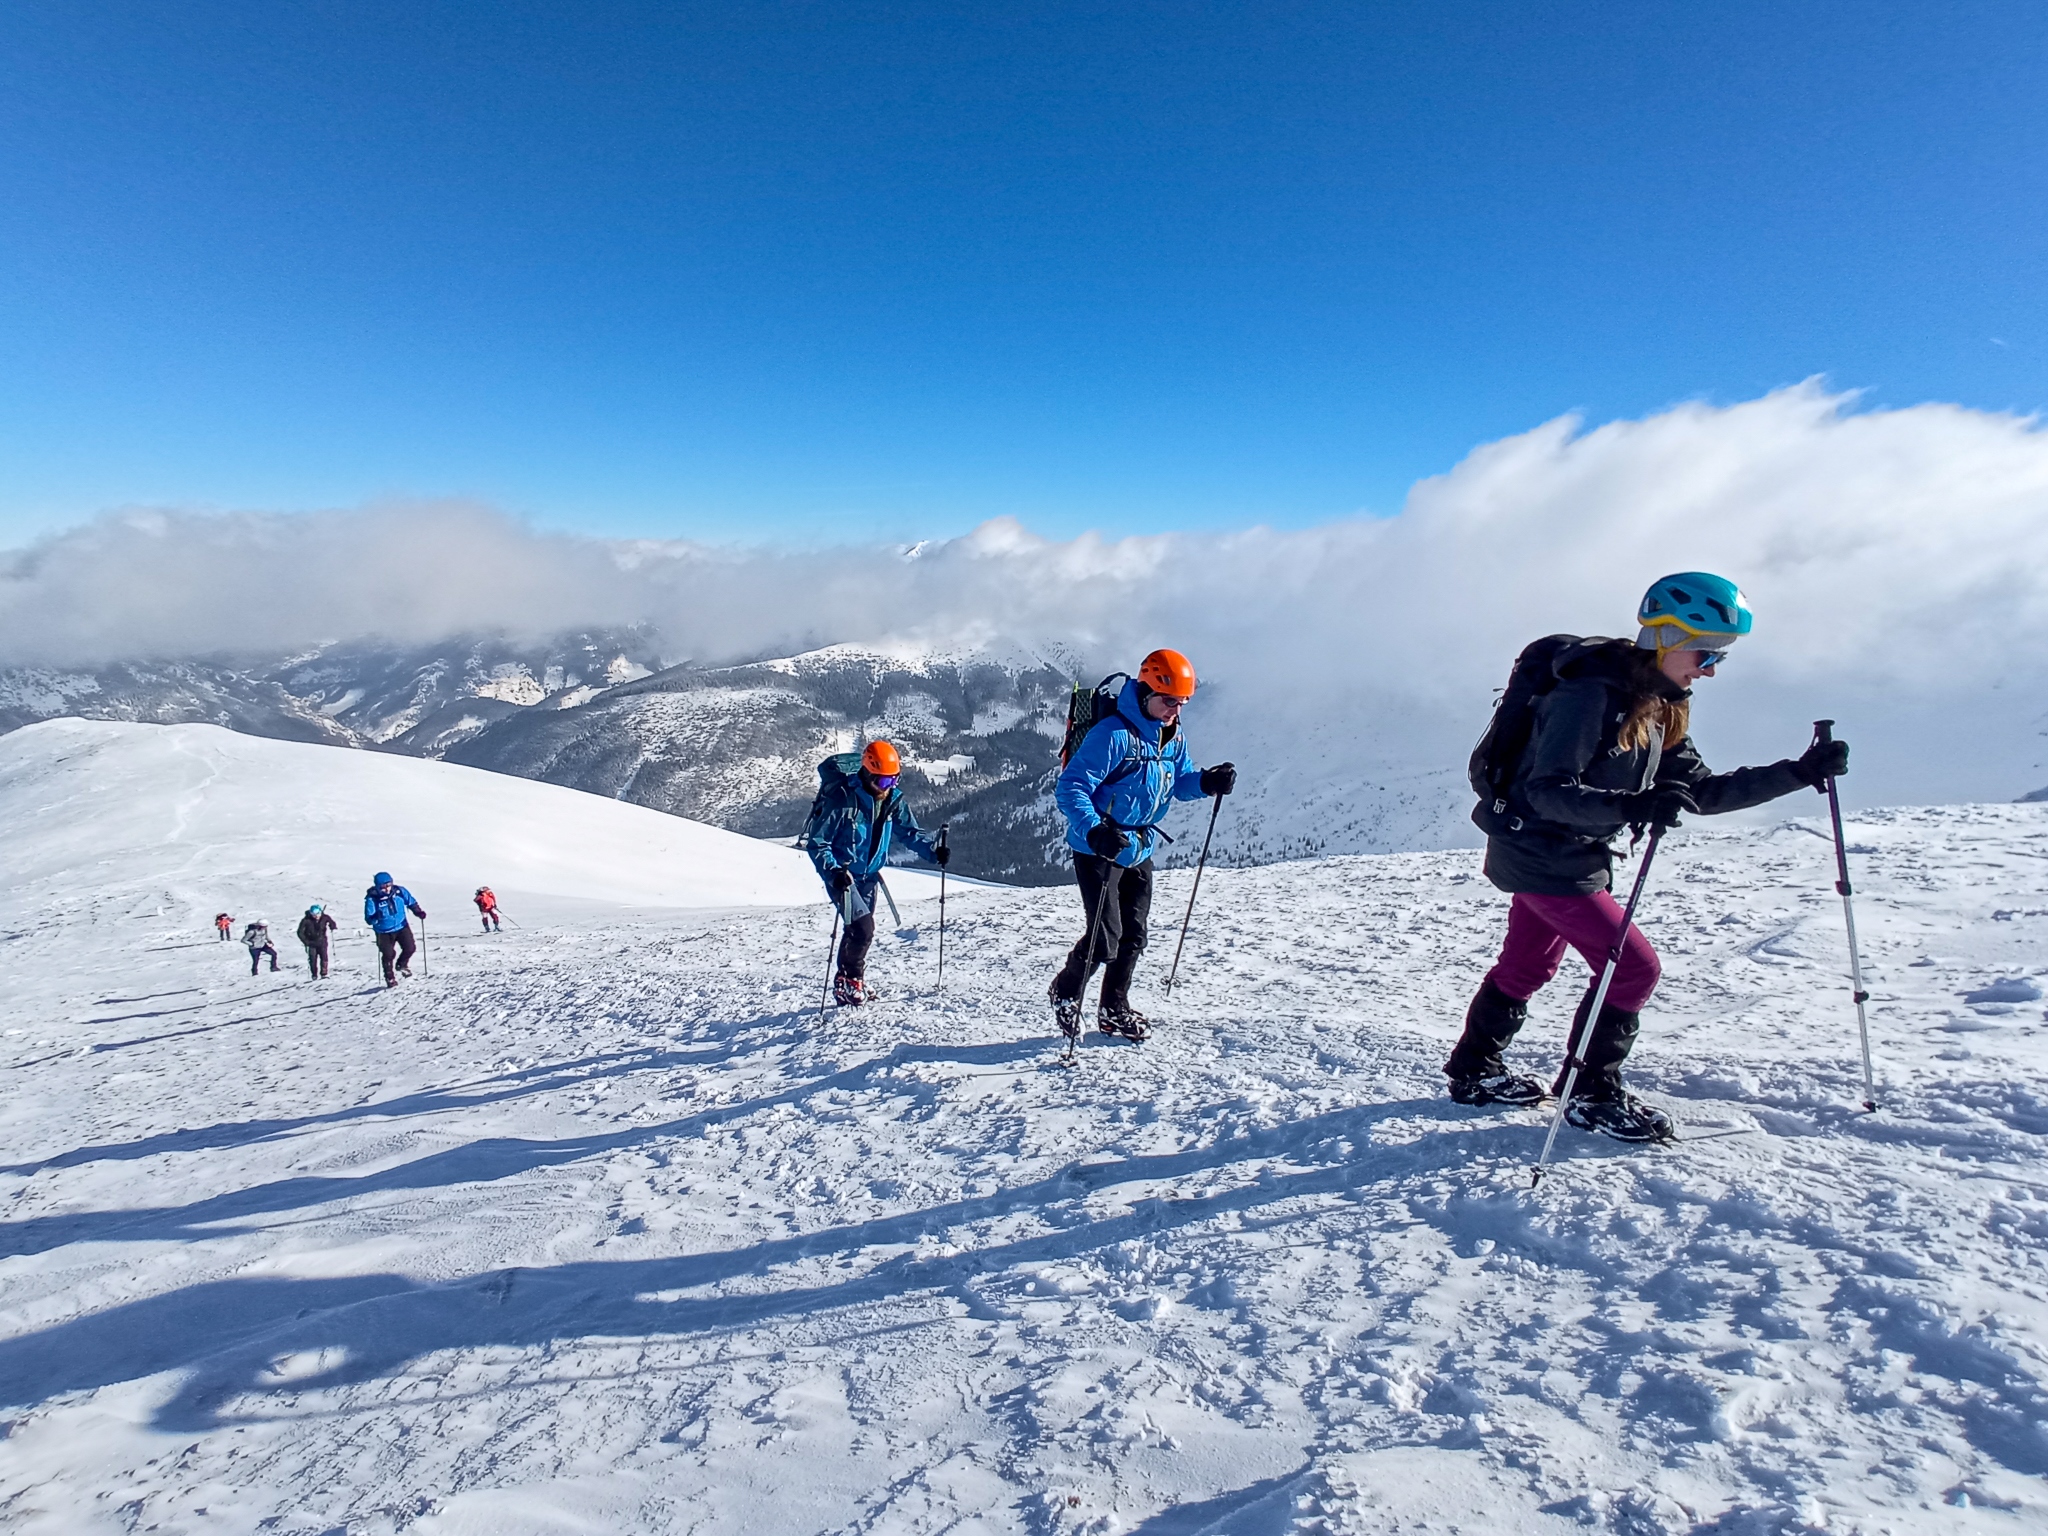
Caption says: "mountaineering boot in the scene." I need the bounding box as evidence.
[1098,1003,1151,1042]
[1448,1072,1548,1107]
[1550,989,1643,1100]
[1049,980,1083,1042]
[1565,1089,1676,1143]
[1445,977,1545,1106]
[833,973,869,1007]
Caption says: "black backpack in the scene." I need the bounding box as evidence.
[1060,673,1128,769]
[798,751,863,852]
[1468,635,1616,829]
[1058,671,1166,792]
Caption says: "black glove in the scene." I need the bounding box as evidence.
[828,868,853,897]
[1618,784,1698,831]
[933,843,951,868]
[1086,822,1128,860]
[1199,761,1237,797]
[1795,736,1849,787]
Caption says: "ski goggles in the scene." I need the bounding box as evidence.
[869,773,899,790]
[1689,636,1738,669]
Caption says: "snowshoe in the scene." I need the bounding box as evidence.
[1097,1005,1151,1043]
[833,973,871,1008]
[1564,1090,1676,1144]
[1447,1071,1548,1107]
[1048,981,1083,1042]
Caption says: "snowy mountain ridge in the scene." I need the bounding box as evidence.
[0,632,1478,883]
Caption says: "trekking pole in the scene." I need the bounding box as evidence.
[418,918,427,978]
[877,875,903,928]
[1813,720,1878,1111]
[935,826,949,992]
[819,909,841,1023]
[1532,826,1664,1188]
[1062,860,1121,1064]
[1164,794,1224,995]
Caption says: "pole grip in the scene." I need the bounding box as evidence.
[1811,719,1835,795]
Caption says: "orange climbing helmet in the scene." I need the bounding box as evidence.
[1137,648,1197,701]
[861,740,902,777]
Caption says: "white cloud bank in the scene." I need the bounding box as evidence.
[4,381,2046,807]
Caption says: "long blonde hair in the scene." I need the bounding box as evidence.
[1615,649,1690,753]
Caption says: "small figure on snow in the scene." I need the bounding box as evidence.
[802,740,946,1006]
[297,903,338,978]
[1451,573,1851,1141]
[474,886,501,932]
[363,872,426,989]
[1049,649,1235,1045]
[215,912,233,941]
[242,918,280,975]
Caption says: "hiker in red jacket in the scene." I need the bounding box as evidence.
[474,887,501,933]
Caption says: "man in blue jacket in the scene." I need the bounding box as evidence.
[363,871,426,988]
[804,740,946,1006]
[1051,648,1234,1043]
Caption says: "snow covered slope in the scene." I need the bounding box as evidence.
[2,767,2047,1531]
[0,719,941,923]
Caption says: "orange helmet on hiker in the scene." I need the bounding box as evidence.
[1137,648,1197,701]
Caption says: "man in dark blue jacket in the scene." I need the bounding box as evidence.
[1050,648,1234,1043]
[363,871,426,988]
[804,740,945,1006]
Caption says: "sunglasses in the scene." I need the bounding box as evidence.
[1694,648,1731,670]
[869,773,899,790]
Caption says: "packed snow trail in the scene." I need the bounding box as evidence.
[1,743,2047,1531]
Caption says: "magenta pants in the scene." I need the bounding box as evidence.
[1484,890,1662,1011]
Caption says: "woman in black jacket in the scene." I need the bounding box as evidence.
[1447,573,1849,1142]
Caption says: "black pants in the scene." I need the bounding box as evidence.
[304,942,329,978]
[375,925,417,984]
[1052,854,1154,1010]
[248,943,278,974]
[835,877,879,979]
[217,928,230,941]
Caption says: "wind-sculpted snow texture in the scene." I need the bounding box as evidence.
[2,750,2046,1531]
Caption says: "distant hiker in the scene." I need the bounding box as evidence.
[802,740,946,1006]
[1451,573,1851,1141]
[242,919,280,975]
[363,872,426,988]
[1050,649,1235,1044]
[215,913,233,941]
[474,886,501,932]
[297,904,338,978]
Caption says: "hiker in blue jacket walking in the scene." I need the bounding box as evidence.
[363,871,426,988]
[1050,648,1235,1043]
[804,740,946,1006]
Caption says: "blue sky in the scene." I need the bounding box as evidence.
[0,1,2041,547]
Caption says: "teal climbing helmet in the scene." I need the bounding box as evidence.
[1638,572,1753,645]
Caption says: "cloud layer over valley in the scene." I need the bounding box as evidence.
[6,381,2046,814]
